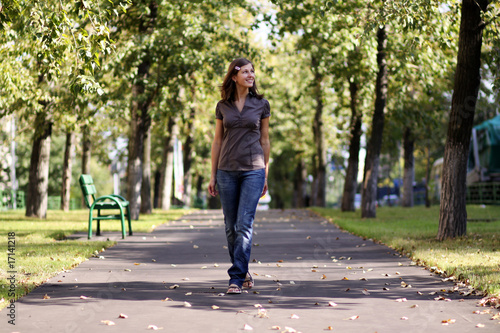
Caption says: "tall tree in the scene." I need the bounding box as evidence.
[361,25,388,218]
[438,0,490,240]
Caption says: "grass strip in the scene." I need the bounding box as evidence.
[311,205,500,296]
[0,208,189,309]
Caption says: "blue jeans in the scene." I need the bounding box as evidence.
[217,168,265,287]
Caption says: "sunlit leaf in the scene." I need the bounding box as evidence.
[101,320,115,326]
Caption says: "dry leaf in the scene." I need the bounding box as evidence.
[43,294,50,299]
[162,298,172,302]
[213,263,219,267]
[348,315,359,320]
[282,327,297,333]
[124,268,131,272]
[476,323,485,328]
[396,298,408,302]
[201,266,207,269]
[147,324,162,330]
[257,308,268,318]
[243,324,253,331]
[401,316,409,320]
[441,319,456,325]
[182,277,190,281]
[306,236,311,239]
[118,313,128,319]
[270,326,280,330]
[398,262,404,266]
[328,301,338,307]
[410,304,419,308]
[342,277,349,280]
[101,320,115,326]
[80,295,90,299]
[211,305,220,310]
[193,245,199,249]
[321,274,327,280]
[184,302,192,307]
[491,313,500,320]
[254,304,263,308]
[291,314,300,319]
[134,263,140,265]
[326,326,334,330]
[362,289,370,296]
[169,284,179,289]
[278,260,284,263]
[359,277,368,281]
[185,292,192,296]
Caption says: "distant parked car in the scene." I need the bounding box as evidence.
[380,194,400,207]
[354,194,361,209]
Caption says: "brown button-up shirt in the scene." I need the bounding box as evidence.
[215,94,271,171]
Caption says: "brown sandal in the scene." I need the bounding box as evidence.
[242,272,254,289]
[227,284,242,294]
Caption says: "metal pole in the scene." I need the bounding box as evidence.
[11,116,17,209]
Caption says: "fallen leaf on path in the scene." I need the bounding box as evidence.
[362,289,370,296]
[410,304,419,308]
[278,260,284,262]
[147,324,162,330]
[118,313,128,319]
[441,319,456,325]
[396,298,408,302]
[491,313,500,320]
[211,305,220,309]
[152,259,156,262]
[383,287,390,291]
[346,266,352,270]
[359,277,368,281]
[476,323,485,328]
[328,301,338,307]
[80,295,90,299]
[182,278,190,281]
[290,281,296,284]
[101,320,115,326]
[306,236,311,239]
[243,324,253,330]
[321,274,327,280]
[124,269,131,272]
[291,314,300,319]
[347,315,359,320]
[282,327,297,333]
[184,302,192,307]
[296,257,303,260]
[342,277,349,280]
[257,308,268,318]
[270,326,280,330]
[161,298,172,301]
[169,284,179,289]
[401,317,409,320]
[171,264,177,267]
[43,294,50,299]
[185,292,192,296]
[398,262,404,266]
[311,269,317,272]
[214,263,219,267]
[134,263,140,265]
[193,245,199,249]
[254,304,263,308]
[326,326,334,330]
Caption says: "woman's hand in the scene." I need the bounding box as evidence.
[261,180,268,198]
[208,177,218,197]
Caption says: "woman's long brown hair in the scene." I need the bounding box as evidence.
[220,58,264,103]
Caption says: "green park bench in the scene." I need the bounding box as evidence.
[79,174,132,239]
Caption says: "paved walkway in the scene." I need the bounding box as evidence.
[5,209,500,333]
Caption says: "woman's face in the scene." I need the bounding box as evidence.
[233,63,255,89]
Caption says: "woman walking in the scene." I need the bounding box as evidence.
[208,58,271,294]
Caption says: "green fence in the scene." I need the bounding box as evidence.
[47,196,81,210]
[467,182,500,205]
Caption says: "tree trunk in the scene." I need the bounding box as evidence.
[361,25,388,218]
[438,0,488,240]
[26,112,52,218]
[341,79,362,212]
[183,105,196,208]
[126,1,157,220]
[424,146,431,208]
[81,124,91,175]
[293,157,307,208]
[140,122,152,214]
[158,117,177,210]
[61,131,75,211]
[402,127,414,207]
[311,55,326,207]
